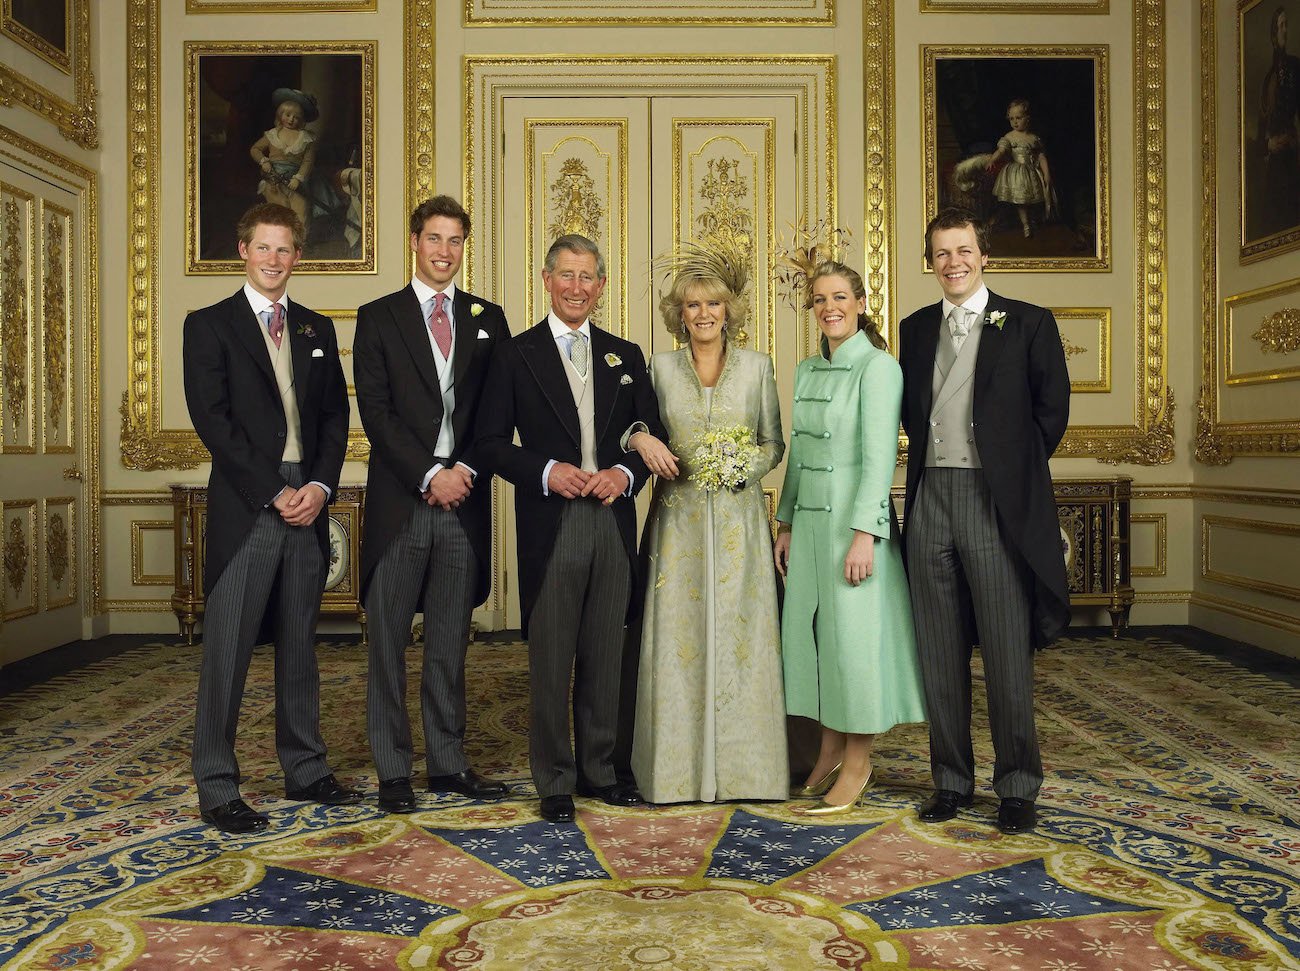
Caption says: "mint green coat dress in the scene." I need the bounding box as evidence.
[777,330,926,734]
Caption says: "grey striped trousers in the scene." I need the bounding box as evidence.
[905,467,1042,800]
[192,462,330,810]
[527,499,630,798]
[365,501,477,782]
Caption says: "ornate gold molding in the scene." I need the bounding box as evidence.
[463,0,834,26]
[2,497,35,619]
[123,2,385,469]
[186,0,376,10]
[1,186,31,448]
[0,0,97,149]
[4,514,28,594]
[405,0,435,252]
[1131,512,1166,578]
[921,0,1106,9]
[45,498,75,608]
[1202,515,1300,602]
[1251,309,1300,355]
[1199,0,1300,460]
[42,203,70,447]
[1191,590,1300,635]
[863,0,892,336]
[130,519,173,586]
[1,123,101,613]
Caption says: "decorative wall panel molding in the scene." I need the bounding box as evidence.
[464,0,833,26]
[0,0,97,148]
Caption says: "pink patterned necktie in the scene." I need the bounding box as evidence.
[428,292,452,358]
[267,302,285,350]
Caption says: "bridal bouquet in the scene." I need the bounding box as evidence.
[689,424,759,492]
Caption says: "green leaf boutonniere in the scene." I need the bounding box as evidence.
[295,322,316,338]
[988,311,1007,331]
[605,352,622,367]
[470,303,484,317]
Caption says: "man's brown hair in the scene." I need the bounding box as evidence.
[236,202,305,252]
[410,195,471,238]
[923,207,991,263]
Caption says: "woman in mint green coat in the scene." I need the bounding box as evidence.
[774,261,926,815]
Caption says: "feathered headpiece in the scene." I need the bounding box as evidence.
[774,218,852,309]
[652,240,751,301]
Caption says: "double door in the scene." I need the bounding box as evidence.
[489,95,805,629]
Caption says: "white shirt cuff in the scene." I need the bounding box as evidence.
[307,481,332,500]
[420,463,444,493]
[542,458,557,497]
[614,463,634,496]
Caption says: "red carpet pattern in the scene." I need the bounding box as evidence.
[1,636,1298,969]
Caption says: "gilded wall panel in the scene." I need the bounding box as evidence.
[130,519,174,587]
[464,0,833,26]
[0,0,96,148]
[186,0,376,10]
[1130,512,1166,577]
[674,123,776,360]
[40,200,73,454]
[2,497,36,619]
[0,183,33,454]
[921,0,1107,9]
[1202,515,1300,601]
[1198,0,1300,461]
[44,495,75,609]
[524,122,627,337]
[1054,307,1111,394]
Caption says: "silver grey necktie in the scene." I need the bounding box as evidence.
[949,307,973,354]
[567,331,588,377]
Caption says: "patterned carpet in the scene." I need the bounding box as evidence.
[1,634,1298,969]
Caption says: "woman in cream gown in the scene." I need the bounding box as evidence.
[626,248,788,803]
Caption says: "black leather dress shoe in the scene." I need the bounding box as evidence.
[201,798,269,834]
[539,794,576,822]
[577,781,643,806]
[377,777,417,814]
[996,797,1037,834]
[428,768,507,800]
[917,789,975,823]
[286,774,363,805]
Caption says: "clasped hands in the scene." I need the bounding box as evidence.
[272,483,327,526]
[547,462,628,503]
[774,527,875,586]
[423,464,474,510]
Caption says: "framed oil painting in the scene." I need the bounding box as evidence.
[2,0,70,73]
[923,45,1110,271]
[186,41,376,274]
[1239,0,1300,262]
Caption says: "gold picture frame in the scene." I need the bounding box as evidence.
[0,0,95,148]
[464,0,833,26]
[3,0,71,73]
[184,41,376,275]
[1238,0,1300,263]
[922,44,1110,271]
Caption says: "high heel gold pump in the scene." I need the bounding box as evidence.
[793,770,873,817]
[791,762,843,799]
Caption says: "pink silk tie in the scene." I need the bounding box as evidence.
[428,292,452,358]
[268,302,285,350]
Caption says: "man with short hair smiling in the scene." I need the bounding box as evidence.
[477,234,664,823]
[353,196,511,814]
[899,207,1070,836]
[184,202,357,834]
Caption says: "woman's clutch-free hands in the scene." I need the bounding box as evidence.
[843,530,875,586]
[629,431,679,480]
[774,524,792,577]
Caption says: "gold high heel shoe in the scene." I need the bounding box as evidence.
[791,762,843,799]
[793,770,873,817]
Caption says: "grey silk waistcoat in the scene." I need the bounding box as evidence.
[562,352,598,473]
[924,314,983,469]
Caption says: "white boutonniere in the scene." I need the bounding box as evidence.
[988,311,1007,330]
[605,352,622,367]
[470,303,484,317]
[619,373,633,386]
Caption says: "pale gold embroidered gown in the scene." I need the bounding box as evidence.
[631,346,788,803]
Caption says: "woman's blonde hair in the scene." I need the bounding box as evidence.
[806,260,888,351]
[659,273,747,343]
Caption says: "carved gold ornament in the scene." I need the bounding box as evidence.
[1061,334,1086,358]
[2,196,27,435]
[43,213,68,435]
[1251,309,1300,355]
[547,158,604,242]
[4,517,28,594]
[47,513,69,587]
[696,158,754,269]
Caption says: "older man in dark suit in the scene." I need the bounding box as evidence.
[899,207,1070,835]
[354,196,511,814]
[184,202,358,834]
[477,234,664,823]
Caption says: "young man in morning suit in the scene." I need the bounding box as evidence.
[477,234,665,823]
[899,207,1070,835]
[354,196,511,814]
[184,202,360,834]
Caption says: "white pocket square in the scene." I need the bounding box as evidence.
[477,329,490,339]
[311,348,324,358]
[619,373,633,385]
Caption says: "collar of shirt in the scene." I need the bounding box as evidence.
[547,312,590,343]
[243,282,287,320]
[941,284,989,321]
[411,277,457,317]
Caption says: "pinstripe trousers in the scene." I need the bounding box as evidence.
[905,467,1042,800]
[365,501,477,782]
[528,499,630,798]
[192,462,331,811]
